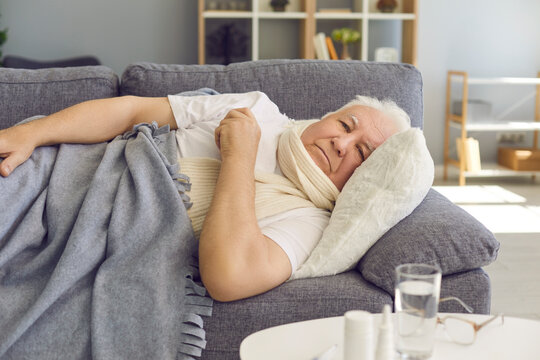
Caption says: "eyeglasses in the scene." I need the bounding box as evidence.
[437,312,504,345]
[399,296,504,345]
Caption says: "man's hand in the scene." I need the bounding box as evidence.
[214,107,261,163]
[0,123,38,177]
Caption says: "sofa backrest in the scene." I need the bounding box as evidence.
[0,66,119,129]
[121,60,423,128]
[0,60,424,130]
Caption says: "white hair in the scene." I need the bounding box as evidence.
[323,95,411,133]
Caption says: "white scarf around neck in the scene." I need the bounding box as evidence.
[179,120,340,237]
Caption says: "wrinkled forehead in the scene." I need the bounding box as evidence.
[347,106,399,150]
[353,105,397,135]
[349,105,382,119]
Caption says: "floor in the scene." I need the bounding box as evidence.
[433,167,540,320]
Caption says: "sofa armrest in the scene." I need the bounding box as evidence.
[0,66,119,130]
[357,188,500,294]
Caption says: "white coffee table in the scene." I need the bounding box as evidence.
[239,313,540,360]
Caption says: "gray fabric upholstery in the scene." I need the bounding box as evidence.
[203,271,392,360]
[358,188,500,294]
[0,66,118,130]
[120,60,424,129]
[439,269,491,314]
[202,269,491,360]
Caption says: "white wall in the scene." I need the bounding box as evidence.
[417,0,540,164]
[2,0,540,164]
[0,0,198,75]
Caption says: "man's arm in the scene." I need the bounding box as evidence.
[0,96,177,177]
[199,108,292,302]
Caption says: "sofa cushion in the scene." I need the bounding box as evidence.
[120,60,424,128]
[0,66,119,130]
[292,128,434,279]
[357,189,500,294]
[439,268,492,314]
[202,268,491,360]
[203,270,392,360]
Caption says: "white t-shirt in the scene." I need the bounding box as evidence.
[168,91,330,273]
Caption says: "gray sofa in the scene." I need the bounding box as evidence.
[0,60,499,360]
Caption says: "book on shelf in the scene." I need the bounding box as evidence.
[456,137,482,173]
[325,36,338,60]
[313,32,330,60]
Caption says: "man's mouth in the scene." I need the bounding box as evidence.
[315,144,331,171]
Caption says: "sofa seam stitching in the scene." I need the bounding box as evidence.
[126,61,416,76]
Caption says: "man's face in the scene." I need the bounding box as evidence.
[301,105,399,190]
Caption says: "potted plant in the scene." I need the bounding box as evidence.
[331,27,360,60]
[270,0,289,12]
[0,12,7,66]
[377,0,397,13]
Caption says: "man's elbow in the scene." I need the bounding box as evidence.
[200,263,254,302]
[205,286,241,303]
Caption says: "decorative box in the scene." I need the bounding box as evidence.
[498,147,540,171]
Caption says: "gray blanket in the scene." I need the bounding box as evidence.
[0,122,212,359]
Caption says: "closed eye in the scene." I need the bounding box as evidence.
[356,145,365,162]
[339,120,351,133]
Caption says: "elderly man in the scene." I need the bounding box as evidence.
[0,91,410,301]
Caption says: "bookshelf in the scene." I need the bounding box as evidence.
[443,71,540,186]
[198,0,418,65]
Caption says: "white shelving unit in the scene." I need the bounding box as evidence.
[444,70,540,186]
[315,0,417,63]
[198,0,417,64]
[462,164,540,179]
[450,121,540,132]
[198,0,313,64]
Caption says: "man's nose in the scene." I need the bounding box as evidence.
[332,135,354,157]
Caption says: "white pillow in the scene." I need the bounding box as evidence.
[291,128,434,279]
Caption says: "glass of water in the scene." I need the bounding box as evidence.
[395,263,442,359]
